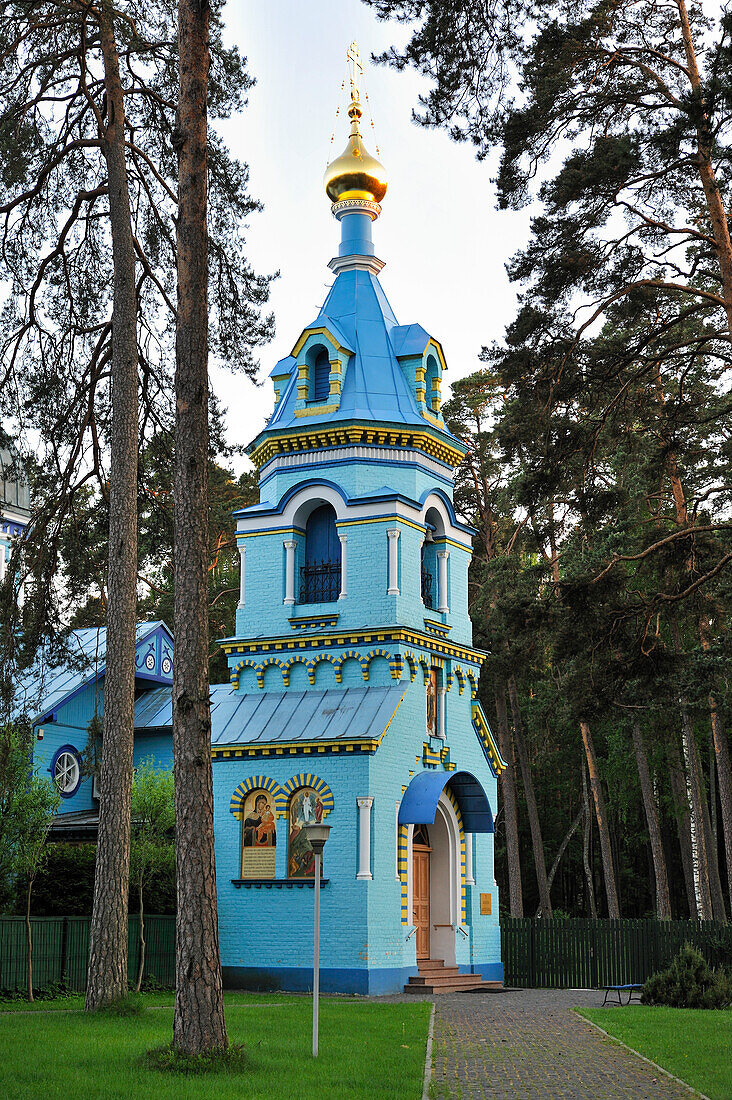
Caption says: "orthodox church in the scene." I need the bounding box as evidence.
[1,445,30,586]
[23,51,506,994]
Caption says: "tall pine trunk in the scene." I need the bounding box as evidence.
[679,703,713,919]
[699,615,732,915]
[86,4,138,1011]
[508,678,551,916]
[631,723,671,919]
[579,720,620,917]
[172,0,227,1054]
[581,763,597,918]
[666,735,698,917]
[494,682,523,916]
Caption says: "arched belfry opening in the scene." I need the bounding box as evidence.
[300,503,341,604]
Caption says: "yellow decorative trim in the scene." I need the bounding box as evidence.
[294,403,339,418]
[222,627,486,668]
[292,325,351,358]
[471,701,506,776]
[237,527,303,541]
[250,423,465,470]
[213,739,380,759]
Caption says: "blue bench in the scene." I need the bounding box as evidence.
[602,983,642,1006]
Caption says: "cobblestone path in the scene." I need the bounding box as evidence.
[430,988,698,1100]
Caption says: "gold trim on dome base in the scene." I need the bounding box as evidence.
[331,198,381,219]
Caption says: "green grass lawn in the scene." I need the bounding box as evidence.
[579,1006,732,1100]
[0,993,430,1100]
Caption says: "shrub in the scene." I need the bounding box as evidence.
[642,944,732,1009]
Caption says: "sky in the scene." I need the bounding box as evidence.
[214,0,532,469]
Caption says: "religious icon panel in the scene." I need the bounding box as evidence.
[288,786,324,878]
[240,788,276,879]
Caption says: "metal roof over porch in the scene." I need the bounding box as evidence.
[135,683,406,748]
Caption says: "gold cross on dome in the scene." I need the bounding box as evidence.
[347,41,363,102]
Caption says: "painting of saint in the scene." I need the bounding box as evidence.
[288,786,324,878]
[426,668,438,738]
[240,789,276,879]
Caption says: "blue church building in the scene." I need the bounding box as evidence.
[22,59,506,994]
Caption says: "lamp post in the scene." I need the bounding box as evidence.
[303,822,331,1057]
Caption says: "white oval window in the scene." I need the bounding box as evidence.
[145,652,156,670]
[54,750,80,795]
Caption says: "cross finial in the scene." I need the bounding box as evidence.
[347,41,362,103]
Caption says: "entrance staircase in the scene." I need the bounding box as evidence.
[404,958,503,995]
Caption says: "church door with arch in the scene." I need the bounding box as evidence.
[412,825,431,960]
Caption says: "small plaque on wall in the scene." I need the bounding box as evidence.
[480,893,492,915]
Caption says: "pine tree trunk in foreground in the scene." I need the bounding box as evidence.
[86,5,138,1011]
[494,683,523,916]
[631,723,671,919]
[173,0,227,1054]
[579,720,620,918]
[508,679,551,916]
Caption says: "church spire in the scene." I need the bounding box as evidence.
[324,43,387,264]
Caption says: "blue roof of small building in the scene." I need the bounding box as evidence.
[135,683,406,748]
[15,622,170,722]
[259,269,460,442]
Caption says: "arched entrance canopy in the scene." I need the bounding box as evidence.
[398,770,494,833]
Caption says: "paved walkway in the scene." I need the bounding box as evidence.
[427,988,698,1100]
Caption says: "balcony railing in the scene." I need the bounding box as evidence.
[299,560,340,604]
[421,567,434,609]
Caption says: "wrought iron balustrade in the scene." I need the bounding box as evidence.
[421,567,434,609]
[299,559,340,604]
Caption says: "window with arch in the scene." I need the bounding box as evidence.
[240,788,277,879]
[288,787,325,878]
[425,353,440,412]
[299,503,341,604]
[421,529,437,609]
[52,745,81,798]
[311,345,331,401]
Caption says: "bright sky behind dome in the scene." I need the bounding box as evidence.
[215,0,531,469]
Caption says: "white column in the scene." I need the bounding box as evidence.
[338,533,348,598]
[356,797,374,880]
[395,801,401,881]
[437,686,447,740]
[284,539,296,605]
[0,545,6,583]
[387,528,400,595]
[237,543,246,608]
[465,832,475,885]
[437,549,449,612]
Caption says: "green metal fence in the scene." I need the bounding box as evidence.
[501,917,732,988]
[0,915,175,993]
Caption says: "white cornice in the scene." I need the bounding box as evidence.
[328,254,386,276]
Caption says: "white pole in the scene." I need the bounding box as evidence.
[387,528,400,595]
[313,849,321,1057]
[284,539,296,606]
[437,550,449,612]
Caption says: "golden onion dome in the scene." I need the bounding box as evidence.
[324,99,387,205]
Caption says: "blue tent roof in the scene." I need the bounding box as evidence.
[135,683,405,749]
[14,622,171,723]
[260,268,461,445]
[398,770,494,833]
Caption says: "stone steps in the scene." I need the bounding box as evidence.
[404,958,503,995]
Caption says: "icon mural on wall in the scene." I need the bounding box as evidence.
[240,789,277,879]
[288,787,324,878]
[426,668,438,737]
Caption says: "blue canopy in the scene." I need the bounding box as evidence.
[398,770,494,834]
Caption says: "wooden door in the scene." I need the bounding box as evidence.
[412,825,431,960]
